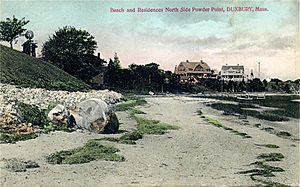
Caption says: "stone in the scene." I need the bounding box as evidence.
[73,98,119,133]
[47,104,67,121]
[47,99,120,133]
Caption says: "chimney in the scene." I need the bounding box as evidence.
[97,52,100,59]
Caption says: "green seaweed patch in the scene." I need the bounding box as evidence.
[128,108,146,115]
[239,161,285,178]
[97,137,120,142]
[223,126,233,131]
[257,153,284,162]
[42,122,75,133]
[262,127,274,132]
[251,161,285,172]
[98,131,144,145]
[16,102,49,127]
[134,116,179,135]
[210,103,289,121]
[5,158,39,172]
[254,123,261,128]
[119,131,143,144]
[202,116,251,138]
[47,140,125,164]
[253,178,290,187]
[0,132,38,143]
[196,110,203,115]
[116,97,147,111]
[276,131,292,137]
[255,144,280,149]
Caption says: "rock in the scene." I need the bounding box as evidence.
[73,98,119,133]
[48,99,120,133]
[47,104,67,121]
[101,111,119,134]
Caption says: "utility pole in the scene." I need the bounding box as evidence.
[258,62,261,79]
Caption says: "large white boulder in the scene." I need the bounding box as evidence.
[48,99,119,133]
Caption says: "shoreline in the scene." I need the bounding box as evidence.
[0,96,299,186]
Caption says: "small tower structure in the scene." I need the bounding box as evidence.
[22,30,37,57]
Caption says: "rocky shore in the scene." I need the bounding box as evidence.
[0,83,122,115]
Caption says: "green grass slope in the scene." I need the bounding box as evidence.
[0,44,90,91]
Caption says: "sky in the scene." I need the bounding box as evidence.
[1,0,299,80]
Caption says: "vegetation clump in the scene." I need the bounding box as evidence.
[257,153,284,162]
[47,140,125,164]
[196,110,203,115]
[0,132,38,143]
[240,161,285,177]
[98,131,143,145]
[239,152,287,186]
[116,97,147,111]
[201,116,251,138]
[16,102,49,127]
[255,144,280,149]
[119,131,143,144]
[276,131,291,137]
[210,103,289,122]
[128,108,146,115]
[134,116,179,135]
[5,158,39,172]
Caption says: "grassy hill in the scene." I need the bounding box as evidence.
[0,44,90,91]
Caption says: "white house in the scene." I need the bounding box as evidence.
[220,64,246,82]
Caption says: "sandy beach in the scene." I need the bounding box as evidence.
[0,96,299,186]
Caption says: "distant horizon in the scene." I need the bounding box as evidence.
[1,0,299,81]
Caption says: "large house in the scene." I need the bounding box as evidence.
[220,64,246,82]
[174,60,217,82]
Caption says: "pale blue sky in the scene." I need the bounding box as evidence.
[1,0,299,80]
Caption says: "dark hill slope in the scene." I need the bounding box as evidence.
[0,44,90,91]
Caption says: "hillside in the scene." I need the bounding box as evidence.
[0,44,90,91]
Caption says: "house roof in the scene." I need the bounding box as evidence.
[178,60,210,71]
[221,65,244,71]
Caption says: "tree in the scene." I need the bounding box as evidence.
[42,26,97,81]
[105,58,122,87]
[0,16,29,49]
[247,78,264,92]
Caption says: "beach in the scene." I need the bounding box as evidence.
[0,96,299,186]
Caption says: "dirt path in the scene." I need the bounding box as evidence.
[0,96,299,186]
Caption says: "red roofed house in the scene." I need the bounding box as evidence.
[174,60,217,83]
